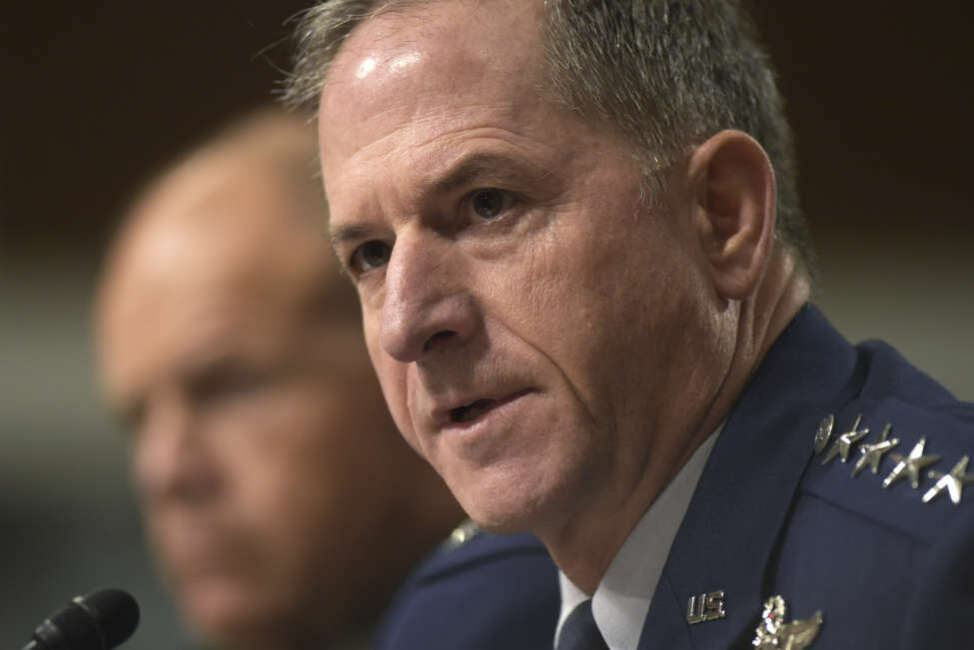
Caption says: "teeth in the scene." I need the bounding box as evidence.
[451,399,495,423]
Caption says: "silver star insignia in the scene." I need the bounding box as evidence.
[922,456,974,505]
[821,414,869,465]
[882,437,941,489]
[852,424,899,477]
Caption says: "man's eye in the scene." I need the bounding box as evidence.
[469,188,516,220]
[192,365,273,406]
[350,240,392,272]
[116,402,145,440]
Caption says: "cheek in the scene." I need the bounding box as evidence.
[128,441,155,499]
[227,417,341,561]
[217,394,330,503]
[490,217,629,396]
[366,339,418,443]
[492,204,689,422]
[245,402,409,572]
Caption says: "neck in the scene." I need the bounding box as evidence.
[542,249,810,594]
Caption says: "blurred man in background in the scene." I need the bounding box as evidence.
[94,109,466,650]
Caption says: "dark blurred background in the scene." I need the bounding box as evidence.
[1,2,972,649]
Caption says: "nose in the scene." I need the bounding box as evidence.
[379,230,479,362]
[132,391,220,506]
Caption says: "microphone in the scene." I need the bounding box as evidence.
[22,588,140,650]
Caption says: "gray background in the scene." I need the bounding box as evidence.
[2,2,972,649]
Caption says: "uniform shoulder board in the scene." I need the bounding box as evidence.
[806,398,974,543]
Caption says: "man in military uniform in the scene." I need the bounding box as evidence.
[285,1,974,647]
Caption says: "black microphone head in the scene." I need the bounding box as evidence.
[73,589,140,648]
[31,588,140,650]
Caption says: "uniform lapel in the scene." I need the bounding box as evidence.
[637,306,864,649]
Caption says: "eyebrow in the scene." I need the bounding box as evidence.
[330,222,375,249]
[427,151,545,196]
[329,150,552,248]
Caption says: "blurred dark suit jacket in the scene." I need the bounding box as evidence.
[371,530,558,650]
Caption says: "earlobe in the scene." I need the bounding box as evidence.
[689,130,776,301]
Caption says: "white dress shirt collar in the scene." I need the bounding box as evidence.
[555,427,721,650]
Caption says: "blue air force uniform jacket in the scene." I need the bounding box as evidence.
[639,305,974,649]
[370,529,559,650]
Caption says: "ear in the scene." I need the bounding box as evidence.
[687,130,776,301]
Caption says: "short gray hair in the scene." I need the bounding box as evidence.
[283,0,814,275]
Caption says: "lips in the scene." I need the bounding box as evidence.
[439,389,534,427]
[450,398,498,423]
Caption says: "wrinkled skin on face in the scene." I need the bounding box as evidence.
[319,0,737,581]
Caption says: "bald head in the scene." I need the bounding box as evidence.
[101,110,347,343]
[96,110,461,650]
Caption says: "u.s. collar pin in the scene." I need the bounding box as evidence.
[686,590,726,624]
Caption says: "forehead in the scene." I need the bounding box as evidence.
[113,171,318,309]
[329,0,544,96]
[317,0,547,179]
[98,174,340,388]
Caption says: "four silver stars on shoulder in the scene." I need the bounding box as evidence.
[745,414,969,650]
[813,413,972,505]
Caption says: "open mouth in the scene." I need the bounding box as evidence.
[450,398,497,423]
[445,389,534,425]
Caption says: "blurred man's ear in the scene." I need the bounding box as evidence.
[687,129,776,301]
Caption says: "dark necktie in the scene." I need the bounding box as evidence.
[557,600,610,650]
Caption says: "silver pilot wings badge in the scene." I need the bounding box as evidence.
[752,595,823,649]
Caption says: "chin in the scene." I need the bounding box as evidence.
[181,579,275,645]
[466,508,533,535]
[449,459,573,537]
